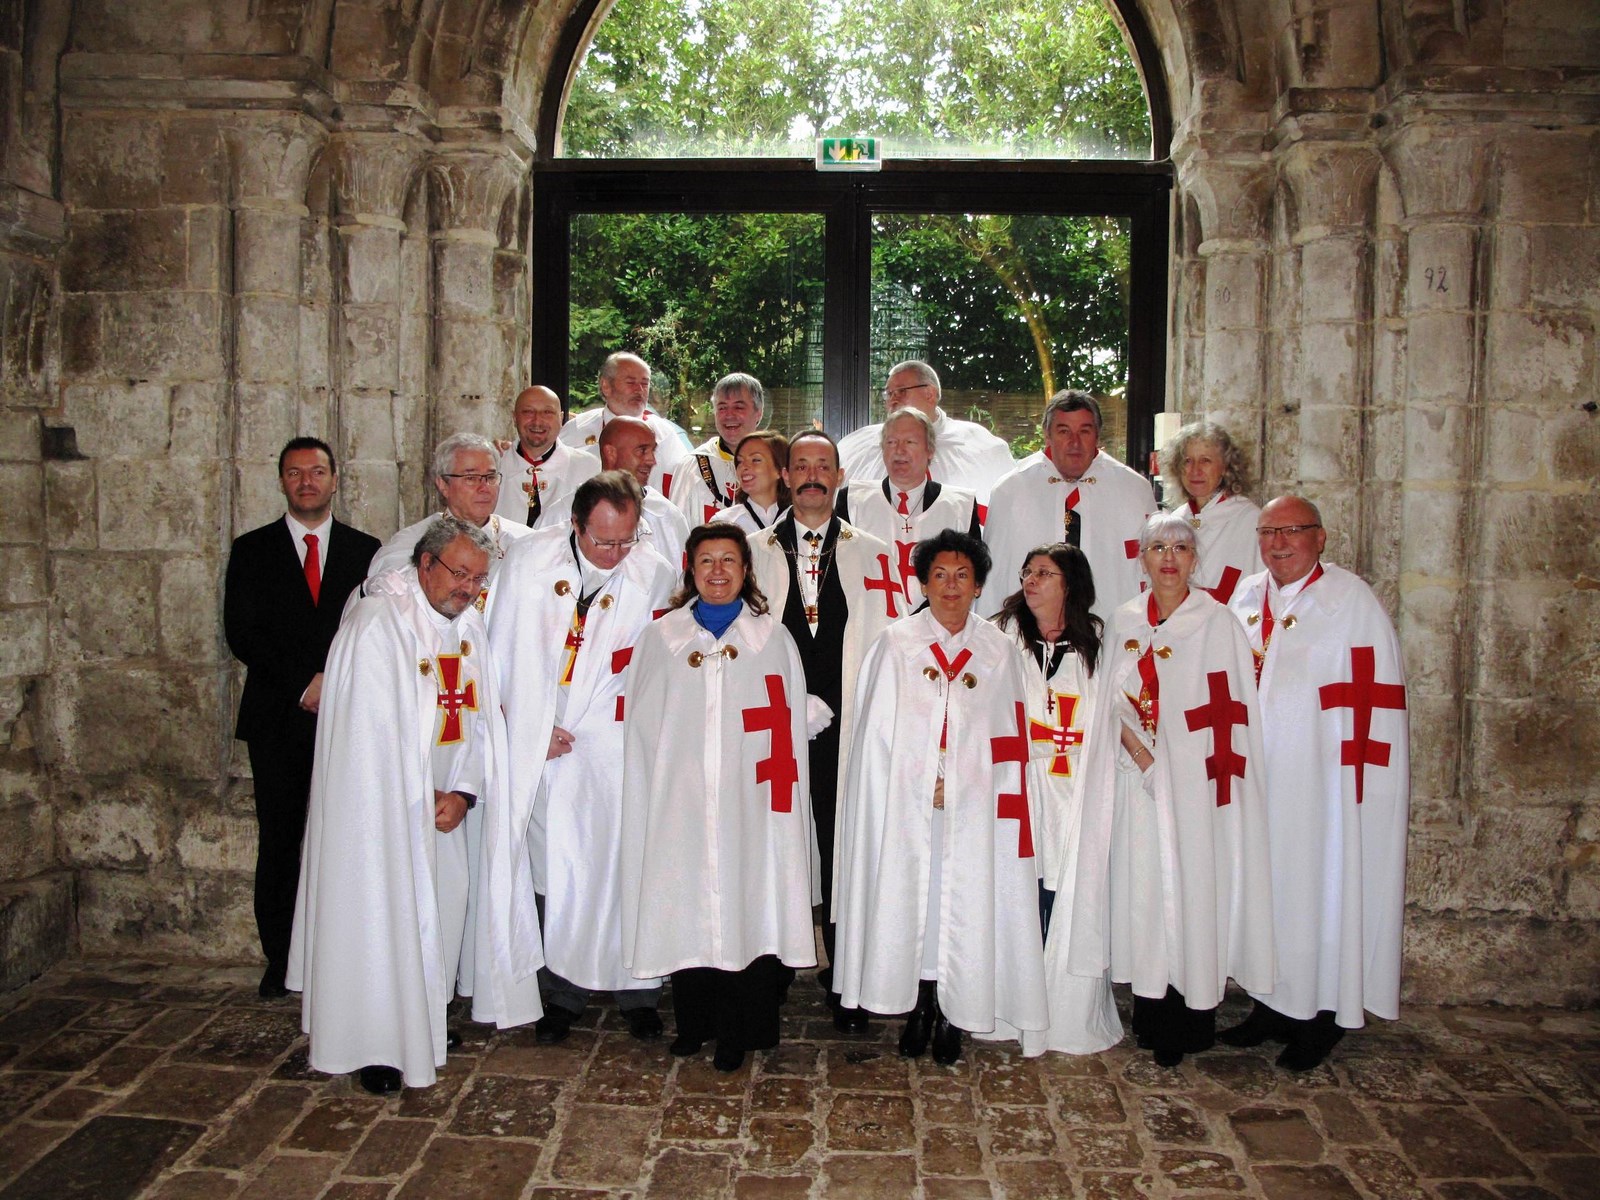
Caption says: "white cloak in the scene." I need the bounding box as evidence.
[838,479,981,611]
[835,611,1048,1036]
[557,405,693,496]
[1069,590,1275,1009]
[669,438,738,527]
[287,574,528,1087]
[480,529,676,1018]
[542,487,689,574]
[981,450,1155,625]
[620,605,818,976]
[711,499,784,535]
[1230,564,1410,1027]
[367,512,532,611]
[493,441,600,528]
[1173,492,1261,605]
[837,409,1015,507]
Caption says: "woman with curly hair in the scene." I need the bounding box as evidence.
[1160,420,1260,604]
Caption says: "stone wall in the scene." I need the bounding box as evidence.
[0,0,1595,1008]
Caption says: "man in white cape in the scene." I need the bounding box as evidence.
[982,391,1155,623]
[668,372,765,526]
[288,517,537,1093]
[558,351,691,495]
[544,415,689,571]
[481,471,678,1040]
[493,385,600,529]
[835,408,982,611]
[745,430,897,1029]
[836,359,1014,508]
[1222,494,1410,1071]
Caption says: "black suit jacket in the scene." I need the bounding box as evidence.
[224,516,380,742]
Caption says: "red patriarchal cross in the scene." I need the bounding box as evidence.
[1183,670,1249,807]
[1318,645,1407,805]
[742,674,799,813]
[611,646,633,721]
[1205,565,1243,605]
[1124,539,1139,560]
[864,552,905,618]
[560,611,587,686]
[991,701,1034,858]
[1028,692,1083,777]
[435,654,477,746]
[894,540,916,594]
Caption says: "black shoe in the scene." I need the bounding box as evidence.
[1277,1020,1343,1071]
[816,966,833,993]
[712,1043,746,1073]
[623,1007,664,1041]
[535,1005,580,1044]
[1216,1002,1289,1048]
[1153,1046,1184,1068]
[930,1007,962,1066]
[446,1031,462,1052]
[357,1065,403,1095]
[258,966,288,999]
[898,981,937,1059]
[833,1005,869,1035]
[669,1034,704,1057]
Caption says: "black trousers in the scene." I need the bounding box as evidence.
[809,727,841,973]
[246,726,315,975]
[672,956,785,1053]
[1131,985,1216,1057]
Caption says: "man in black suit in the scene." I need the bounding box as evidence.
[225,437,380,998]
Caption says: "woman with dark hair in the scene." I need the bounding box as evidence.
[1067,513,1274,1068]
[619,525,816,1072]
[711,431,790,533]
[995,543,1122,1056]
[1160,420,1260,604]
[835,529,1047,1065]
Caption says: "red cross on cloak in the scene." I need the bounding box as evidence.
[1182,669,1249,807]
[991,701,1034,858]
[1028,692,1083,777]
[894,539,916,595]
[863,552,905,618]
[611,646,633,721]
[1204,565,1243,605]
[1317,644,1407,805]
[435,654,477,745]
[702,502,720,523]
[741,674,799,813]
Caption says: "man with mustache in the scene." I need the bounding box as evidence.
[225,437,381,1000]
[746,431,898,1031]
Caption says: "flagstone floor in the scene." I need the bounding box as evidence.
[0,959,1596,1199]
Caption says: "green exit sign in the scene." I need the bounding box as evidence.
[816,137,882,171]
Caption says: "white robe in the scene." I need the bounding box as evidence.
[837,409,1015,507]
[835,611,1048,1037]
[620,605,818,976]
[542,487,689,573]
[982,450,1155,625]
[367,512,532,612]
[1230,564,1410,1028]
[287,574,528,1087]
[1172,493,1261,605]
[838,479,981,611]
[711,499,783,535]
[493,441,600,528]
[669,438,739,527]
[1069,590,1275,1009]
[480,529,678,1020]
[557,405,693,496]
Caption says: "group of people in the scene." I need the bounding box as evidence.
[224,352,1410,1095]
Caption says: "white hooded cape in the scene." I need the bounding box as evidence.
[620,605,818,976]
[982,450,1155,624]
[1230,564,1410,1027]
[837,409,1015,507]
[834,611,1048,1038]
[1173,492,1261,605]
[670,438,739,526]
[493,441,601,528]
[557,405,692,496]
[1069,590,1275,1008]
[838,479,980,611]
[478,529,678,1021]
[287,575,529,1087]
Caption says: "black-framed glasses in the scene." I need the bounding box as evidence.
[430,556,490,588]
[1018,567,1063,583]
[1255,524,1320,539]
[441,471,501,486]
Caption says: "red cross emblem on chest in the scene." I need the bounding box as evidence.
[1183,670,1248,806]
[894,539,917,594]
[741,674,799,813]
[1204,565,1242,605]
[435,654,477,745]
[1028,691,1083,777]
[863,552,904,618]
[560,610,587,686]
[1318,645,1407,805]
[991,701,1034,858]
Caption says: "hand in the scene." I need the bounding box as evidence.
[1119,722,1154,773]
[494,438,513,453]
[434,789,469,833]
[299,672,324,713]
[547,726,575,759]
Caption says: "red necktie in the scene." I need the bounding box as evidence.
[303,533,321,606]
[897,491,910,515]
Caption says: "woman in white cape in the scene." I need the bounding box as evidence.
[1160,420,1260,605]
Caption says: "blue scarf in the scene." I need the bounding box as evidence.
[693,597,743,639]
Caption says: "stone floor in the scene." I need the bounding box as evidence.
[0,960,1597,1199]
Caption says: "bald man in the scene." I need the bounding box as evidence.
[495,386,601,529]
[544,415,690,569]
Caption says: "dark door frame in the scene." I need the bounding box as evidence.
[531,159,1172,469]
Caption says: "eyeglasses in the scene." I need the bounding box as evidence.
[584,534,640,553]
[1145,543,1195,557]
[1018,568,1063,583]
[1255,524,1321,539]
[431,556,490,588]
[883,382,932,403]
[441,471,501,487]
